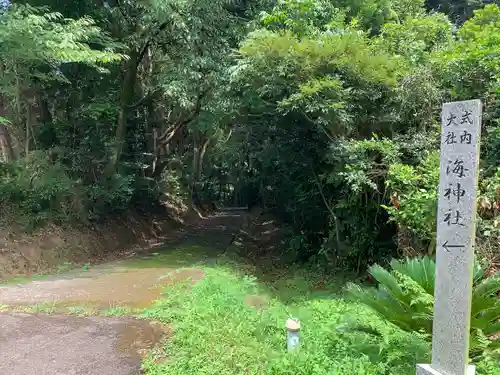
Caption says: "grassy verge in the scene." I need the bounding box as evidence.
[138,261,433,375]
[0,273,52,285]
[0,262,89,285]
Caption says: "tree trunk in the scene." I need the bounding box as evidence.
[0,123,15,162]
[190,133,201,208]
[191,133,199,186]
[105,50,139,176]
[197,137,210,181]
[36,92,52,124]
[190,132,211,209]
[25,103,32,156]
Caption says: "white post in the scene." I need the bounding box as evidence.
[286,318,300,351]
[417,100,482,375]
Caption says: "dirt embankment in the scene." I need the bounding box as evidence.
[0,208,198,281]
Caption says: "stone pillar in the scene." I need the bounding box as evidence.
[417,100,482,375]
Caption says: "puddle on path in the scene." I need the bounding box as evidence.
[0,211,243,309]
[0,211,245,375]
[116,319,170,358]
[0,267,205,309]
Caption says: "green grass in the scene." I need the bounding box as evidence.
[66,305,97,316]
[0,273,51,285]
[139,261,431,375]
[18,301,58,314]
[103,305,135,317]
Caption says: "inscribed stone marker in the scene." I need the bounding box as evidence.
[417,99,482,375]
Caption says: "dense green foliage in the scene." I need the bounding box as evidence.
[0,0,247,228]
[0,0,498,274]
[222,0,500,269]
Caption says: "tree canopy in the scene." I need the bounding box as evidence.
[0,0,498,270]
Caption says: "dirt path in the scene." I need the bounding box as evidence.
[0,210,244,375]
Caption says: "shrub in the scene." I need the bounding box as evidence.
[0,153,84,229]
[346,256,500,360]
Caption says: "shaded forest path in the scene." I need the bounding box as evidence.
[0,210,245,375]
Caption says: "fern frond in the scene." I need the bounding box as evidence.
[470,329,491,359]
[472,295,497,317]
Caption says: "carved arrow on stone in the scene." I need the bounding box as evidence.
[442,241,465,252]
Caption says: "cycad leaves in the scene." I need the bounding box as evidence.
[391,256,435,296]
[471,275,500,337]
[346,262,434,334]
[370,265,406,304]
[346,282,415,331]
[347,256,500,358]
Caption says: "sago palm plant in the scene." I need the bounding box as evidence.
[346,256,500,359]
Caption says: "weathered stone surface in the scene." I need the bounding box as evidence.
[417,364,443,375]
[422,100,482,375]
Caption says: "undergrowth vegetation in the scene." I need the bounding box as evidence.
[139,263,497,375]
[140,266,422,375]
